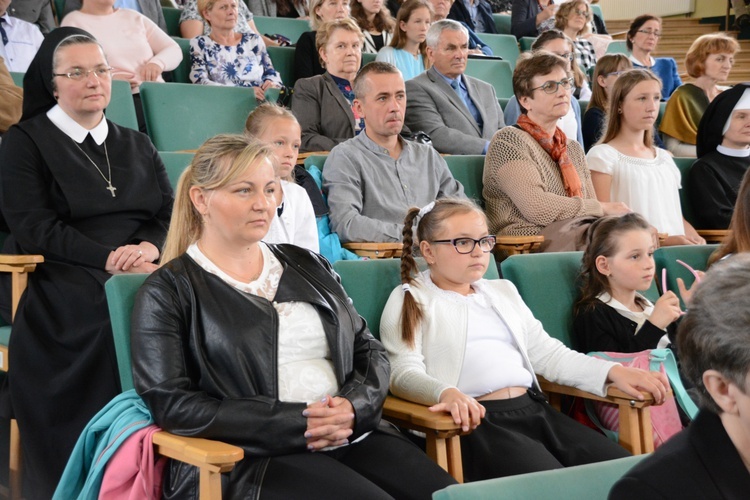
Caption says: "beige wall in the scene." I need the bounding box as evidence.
[690,0,727,19]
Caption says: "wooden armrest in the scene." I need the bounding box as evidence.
[0,254,44,268]
[494,235,544,255]
[383,395,465,437]
[657,233,668,247]
[153,431,244,473]
[537,376,660,408]
[0,254,44,321]
[697,229,729,244]
[297,151,329,164]
[343,242,403,259]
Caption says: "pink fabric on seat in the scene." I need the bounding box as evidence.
[99,425,167,500]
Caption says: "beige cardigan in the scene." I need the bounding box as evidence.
[483,126,603,236]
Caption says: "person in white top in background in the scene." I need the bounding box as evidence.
[0,0,43,72]
[245,103,320,253]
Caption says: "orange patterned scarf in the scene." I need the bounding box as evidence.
[516,114,583,198]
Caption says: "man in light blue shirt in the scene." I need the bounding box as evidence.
[0,0,44,72]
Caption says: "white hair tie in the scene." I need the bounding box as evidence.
[402,283,411,293]
[418,202,435,218]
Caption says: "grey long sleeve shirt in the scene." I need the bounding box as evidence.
[323,132,465,243]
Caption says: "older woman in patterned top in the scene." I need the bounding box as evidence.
[190,0,282,101]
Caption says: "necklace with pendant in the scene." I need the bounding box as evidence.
[73,138,117,197]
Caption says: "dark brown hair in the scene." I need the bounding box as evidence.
[576,213,653,314]
[351,0,395,33]
[626,14,661,52]
[399,198,486,347]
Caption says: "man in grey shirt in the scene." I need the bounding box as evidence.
[323,62,465,243]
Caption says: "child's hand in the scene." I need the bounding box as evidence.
[649,291,681,329]
[676,274,703,306]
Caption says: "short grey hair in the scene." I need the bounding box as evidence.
[426,19,468,49]
[678,253,750,414]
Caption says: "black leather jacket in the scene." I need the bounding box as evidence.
[132,244,390,496]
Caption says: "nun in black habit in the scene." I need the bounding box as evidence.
[689,83,750,230]
[0,27,173,499]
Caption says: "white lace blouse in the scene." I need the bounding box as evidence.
[187,243,339,403]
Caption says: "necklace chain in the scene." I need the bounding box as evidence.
[73,138,117,197]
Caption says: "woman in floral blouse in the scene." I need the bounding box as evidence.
[190,0,282,101]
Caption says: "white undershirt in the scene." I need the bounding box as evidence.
[187,243,339,403]
[424,279,533,397]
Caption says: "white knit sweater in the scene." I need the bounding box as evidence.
[379,272,617,406]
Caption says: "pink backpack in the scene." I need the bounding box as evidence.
[586,349,698,448]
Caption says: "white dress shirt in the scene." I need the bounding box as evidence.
[0,13,44,72]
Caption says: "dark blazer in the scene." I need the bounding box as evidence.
[132,245,390,498]
[610,410,750,499]
[510,0,542,39]
[448,0,498,34]
[292,72,356,153]
[405,67,504,155]
[8,0,55,33]
[63,0,167,31]
[294,30,325,82]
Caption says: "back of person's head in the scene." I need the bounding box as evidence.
[710,169,750,265]
[351,0,395,33]
[678,254,750,414]
[425,18,467,49]
[399,198,486,347]
[588,54,631,112]
[554,0,592,36]
[576,213,652,313]
[626,14,661,51]
[600,68,661,148]
[512,51,569,112]
[161,134,273,263]
[352,60,402,99]
[685,33,740,79]
[531,29,586,89]
[390,0,433,52]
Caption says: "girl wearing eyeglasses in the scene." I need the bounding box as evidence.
[587,69,704,247]
[380,197,670,481]
[626,14,681,100]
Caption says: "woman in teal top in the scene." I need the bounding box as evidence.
[376,0,432,80]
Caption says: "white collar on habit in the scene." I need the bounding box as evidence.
[47,104,109,145]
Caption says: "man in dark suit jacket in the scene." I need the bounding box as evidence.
[610,254,750,499]
[405,19,504,155]
[448,0,497,34]
[63,0,167,31]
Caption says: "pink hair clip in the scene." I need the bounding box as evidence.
[676,259,702,284]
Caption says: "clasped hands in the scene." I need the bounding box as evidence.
[106,241,159,274]
[303,395,355,451]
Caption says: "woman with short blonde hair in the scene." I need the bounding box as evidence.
[660,33,740,157]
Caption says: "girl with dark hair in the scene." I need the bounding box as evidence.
[380,198,669,481]
[573,213,687,354]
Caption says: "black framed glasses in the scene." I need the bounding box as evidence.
[431,236,496,254]
[52,66,113,81]
[531,77,575,94]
